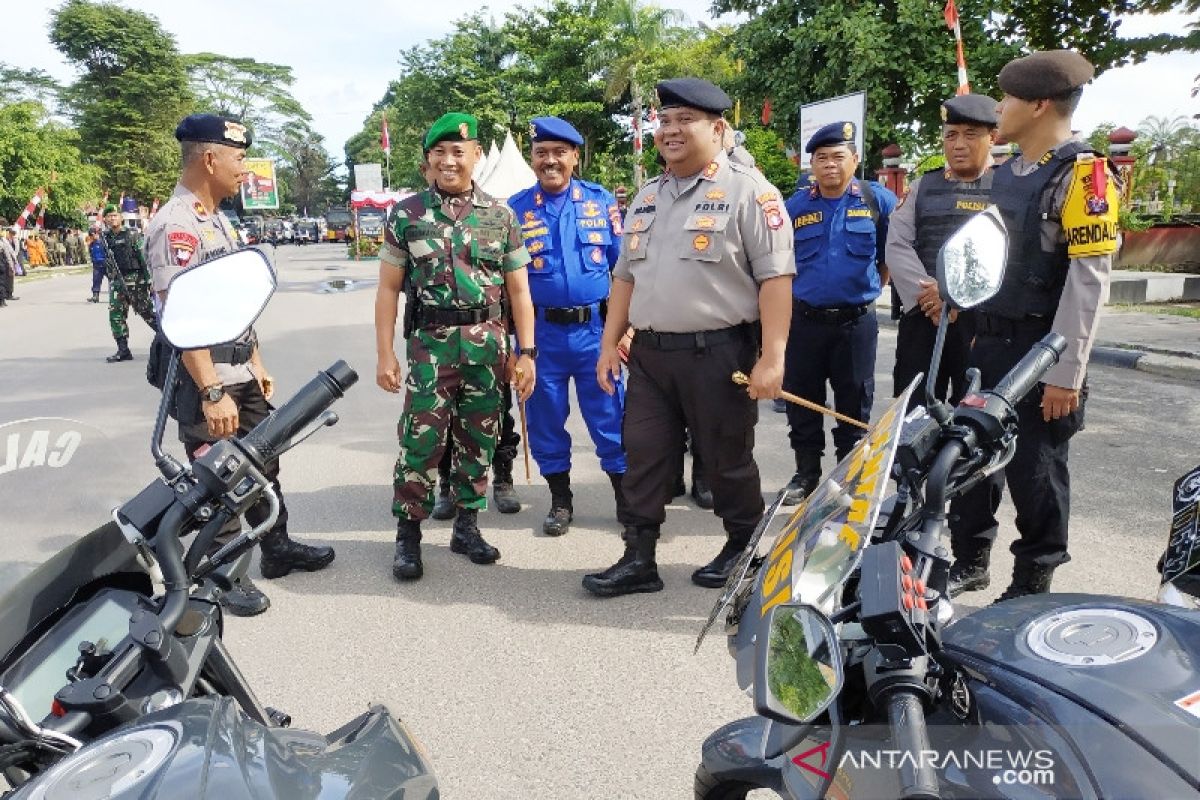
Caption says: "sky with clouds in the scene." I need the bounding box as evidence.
[9,2,1198,162]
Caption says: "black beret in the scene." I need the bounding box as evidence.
[998,50,1094,100]
[656,77,731,114]
[941,94,998,127]
[805,121,857,154]
[175,114,252,148]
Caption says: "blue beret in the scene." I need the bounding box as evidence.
[656,77,731,114]
[941,94,998,126]
[805,121,856,154]
[174,114,252,149]
[529,116,583,147]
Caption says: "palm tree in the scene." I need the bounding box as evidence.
[589,0,686,186]
[1138,114,1193,162]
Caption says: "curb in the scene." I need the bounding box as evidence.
[1093,344,1200,383]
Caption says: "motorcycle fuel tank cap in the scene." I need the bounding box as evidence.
[1025,607,1158,666]
[23,725,177,800]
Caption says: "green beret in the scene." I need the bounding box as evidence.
[424,113,478,152]
[998,50,1094,100]
[102,204,119,215]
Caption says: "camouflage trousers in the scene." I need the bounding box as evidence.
[108,273,156,339]
[393,359,505,520]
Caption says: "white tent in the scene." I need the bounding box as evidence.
[475,140,502,184]
[479,132,536,200]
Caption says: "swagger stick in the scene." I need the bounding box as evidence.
[514,367,532,484]
[731,371,870,431]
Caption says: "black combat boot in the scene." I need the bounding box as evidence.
[492,456,521,514]
[430,477,456,521]
[106,336,133,363]
[87,292,99,303]
[219,576,270,617]
[993,561,1056,603]
[690,450,713,510]
[582,526,664,597]
[450,508,500,564]
[692,531,752,588]
[947,544,991,597]
[542,471,573,537]
[259,530,336,579]
[393,518,423,581]
[782,450,822,506]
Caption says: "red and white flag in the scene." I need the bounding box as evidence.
[149,198,160,218]
[761,97,773,126]
[632,109,643,154]
[944,0,970,95]
[15,189,43,230]
[380,112,391,155]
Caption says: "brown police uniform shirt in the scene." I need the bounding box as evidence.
[613,150,795,333]
[145,183,253,385]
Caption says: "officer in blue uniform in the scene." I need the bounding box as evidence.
[508,117,629,537]
[781,121,897,504]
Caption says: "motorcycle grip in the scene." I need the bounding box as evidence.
[989,333,1067,408]
[887,689,940,800]
[240,360,359,467]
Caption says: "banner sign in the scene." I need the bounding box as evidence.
[354,163,384,193]
[798,91,867,170]
[241,159,280,210]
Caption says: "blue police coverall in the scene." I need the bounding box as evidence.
[507,179,626,476]
[783,179,897,460]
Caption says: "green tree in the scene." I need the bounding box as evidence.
[276,129,344,216]
[0,101,103,222]
[740,126,798,194]
[589,0,687,185]
[1138,114,1195,160]
[183,53,312,153]
[49,0,195,204]
[0,66,63,110]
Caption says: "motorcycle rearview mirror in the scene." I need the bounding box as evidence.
[755,603,843,725]
[150,249,277,477]
[159,248,276,349]
[924,206,1009,417]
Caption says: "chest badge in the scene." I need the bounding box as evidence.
[630,233,641,251]
[702,161,719,179]
[524,210,537,223]
[528,240,544,254]
[692,233,711,251]
[588,232,604,243]
[705,188,725,200]
[532,257,544,269]
[643,193,655,205]
[591,248,604,263]
[695,215,716,229]
[632,218,646,232]
[581,200,601,218]
[192,201,209,220]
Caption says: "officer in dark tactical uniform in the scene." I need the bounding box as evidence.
[146,114,336,617]
[887,94,998,408]
[780,122,897,505]
[101,204,157,362]
[376,112,536,582]
[584,78,794,597]
[947,51,1118,600]
[508,116,628,537]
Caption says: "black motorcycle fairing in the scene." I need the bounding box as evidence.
[11,696,438,799]
[0,523,144,675]
[943,593,1200,790]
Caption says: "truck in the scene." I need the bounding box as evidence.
[324,208,353,243]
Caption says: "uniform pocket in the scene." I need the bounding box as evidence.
[681,212,731,263]
[844,216,877,259]
[624,214,655,260]
[577,225,611,272]
[793,221,824,264]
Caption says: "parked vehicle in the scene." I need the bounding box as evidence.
[0,250,439,798]
[324,208,352,243]
[695,207,1200,800]
[294,219,321,245]
[355,208,387,242]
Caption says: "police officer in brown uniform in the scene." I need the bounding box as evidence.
[946,51,1118,600]
[146,113,336,616]
[584,78,794,597]
[887,93,998,407]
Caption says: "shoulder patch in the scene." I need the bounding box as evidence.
[167,231,199,267]
[1062,157,1119,258]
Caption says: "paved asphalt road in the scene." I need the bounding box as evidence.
[2,244,1198,798]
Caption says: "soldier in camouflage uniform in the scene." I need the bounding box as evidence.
[376,112,537,582]
[100,204,157,362]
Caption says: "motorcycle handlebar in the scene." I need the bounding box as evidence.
[988,333,1067,408]
[238,361,358,469]
[886,689,940,799]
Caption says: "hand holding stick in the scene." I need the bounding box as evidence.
[514,367,532,484]
[731,372,869,431]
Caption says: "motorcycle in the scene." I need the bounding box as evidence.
[694,207,1200,800]
[0,248,438,798]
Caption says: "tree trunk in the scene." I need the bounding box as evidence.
[633,86,643,188]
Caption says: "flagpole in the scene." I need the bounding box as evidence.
[944,0,971,95]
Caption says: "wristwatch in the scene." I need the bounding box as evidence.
[518,347,539,360]
[200,384,225,403]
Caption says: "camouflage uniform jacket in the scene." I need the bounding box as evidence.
[381,185,530,366]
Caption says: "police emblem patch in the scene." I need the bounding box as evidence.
[693,233,710,251]
[168,231,199,267]
[572,186,584,201]
[632,219,645,232]
[528,240,544,254]
[524,210,537,223]
[591,248,604,263]
[630,233,641,251]
[533,257,544,269]
[223,121,247,144]
[459,122,470,139]
[608,205,623,235]
[706,189,726,200]
[529,122,537,139]
[702,161,719,179]
[582,200,601,218]
[842,122,854,141]
[589,232,603,243]
[762,201,784,231]
[940,106,948,122]
[192,201,209,219]
[643,193,656,204]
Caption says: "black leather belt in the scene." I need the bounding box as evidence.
[210,340,256,365]
[539,304,597,324]
[418,303,502,327]
[975,312,1050,339]
[634,323,751,351]
[794,299,870,324]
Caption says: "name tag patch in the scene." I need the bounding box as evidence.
[794,211,823,228]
